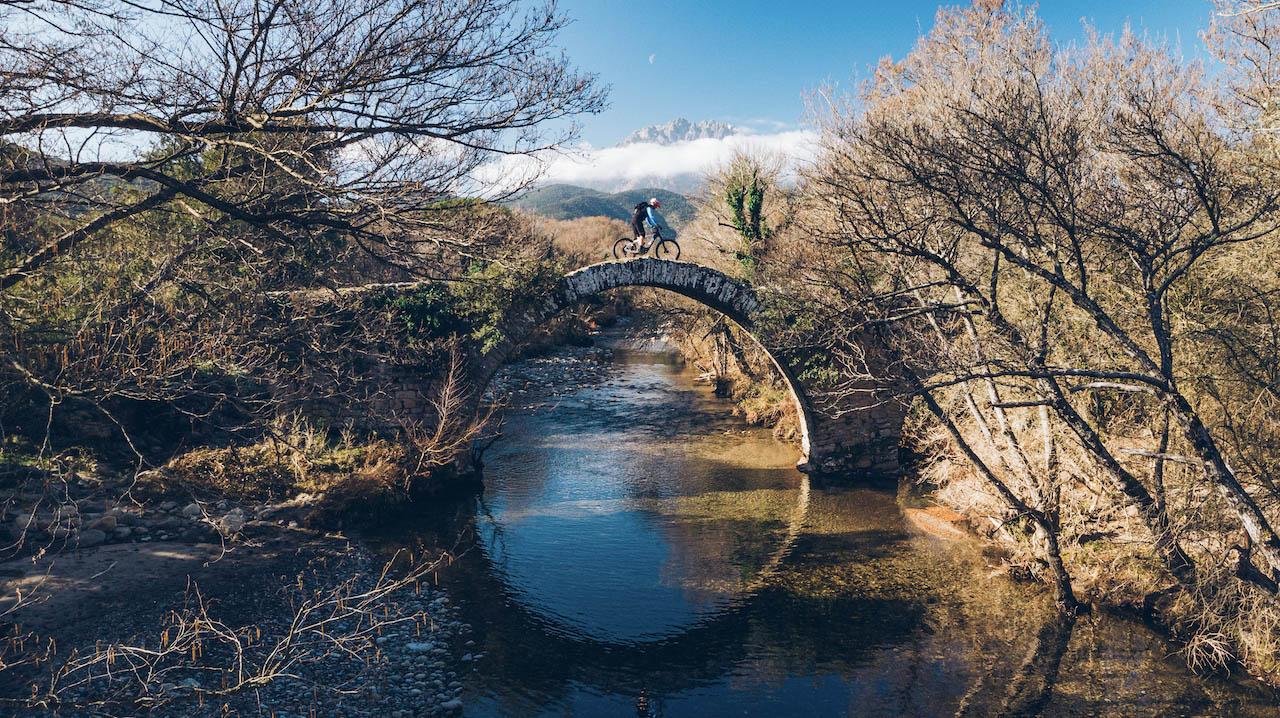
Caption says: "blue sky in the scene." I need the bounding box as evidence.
[553,0,1220,147]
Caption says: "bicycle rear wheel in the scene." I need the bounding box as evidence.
[655,239,680,261]
[612,238,635,260]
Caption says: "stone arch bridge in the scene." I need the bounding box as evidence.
[339,259,904,478]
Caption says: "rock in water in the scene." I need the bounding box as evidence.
[904,507,970,540]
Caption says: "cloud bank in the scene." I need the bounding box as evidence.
[474,130,820,195]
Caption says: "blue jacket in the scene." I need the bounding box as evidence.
[632,201,660,228]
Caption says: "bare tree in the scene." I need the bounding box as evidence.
[1,0,604,288]
[0,0,603,458]
[805,2,1280,613]
[1207,2,1279,157]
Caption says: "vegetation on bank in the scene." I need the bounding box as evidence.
[685,0,1280,686]
[0,0,612,550]
[5,0,1280,696]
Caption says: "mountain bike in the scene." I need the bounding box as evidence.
[613,226,681,261]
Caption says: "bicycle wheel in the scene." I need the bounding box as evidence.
[612,238,635,260]
[655,239,680,261]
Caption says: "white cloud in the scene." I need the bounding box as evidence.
[648,53,656,64]
[473,130,820,195]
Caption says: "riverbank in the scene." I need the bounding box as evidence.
[4,331,1280,716]
[610,303,1280,690]
[0,489,478,716]
[0,336,629,716]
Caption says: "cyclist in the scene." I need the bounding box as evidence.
[629,197,663,253]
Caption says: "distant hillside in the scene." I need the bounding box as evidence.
[1,140,147,217]
[508,185,695,227]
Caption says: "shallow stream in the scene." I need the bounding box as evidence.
[381,342,1277,717]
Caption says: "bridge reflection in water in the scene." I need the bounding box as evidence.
[375,344,1276,718]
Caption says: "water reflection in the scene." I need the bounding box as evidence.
[376,345,1279,717]
[956,613,1077,718]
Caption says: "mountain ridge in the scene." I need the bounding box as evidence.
[507,184,695,227]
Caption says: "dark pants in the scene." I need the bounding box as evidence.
[630,216,646,239]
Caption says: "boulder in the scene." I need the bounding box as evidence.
[181,503,203,518]
[220,509,246,533]
[77,529,107,547]
[87,515,117,532]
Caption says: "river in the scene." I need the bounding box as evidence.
[378,339,1277,717]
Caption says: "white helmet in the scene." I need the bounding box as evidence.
[649,197,661,208]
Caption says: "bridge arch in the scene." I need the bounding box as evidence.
[467,258,817,465]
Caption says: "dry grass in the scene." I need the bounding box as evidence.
[725,375,802,442]
[914,399,1280,683]
[2,547,456,715]
[543,216,631,268]
[164,348,491,524]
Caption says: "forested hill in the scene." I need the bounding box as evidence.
[507,185,695,227]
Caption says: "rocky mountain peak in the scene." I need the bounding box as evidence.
[618,118,738,146]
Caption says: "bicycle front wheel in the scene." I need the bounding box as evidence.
[612,238,634,260]
[655,239,680,261]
